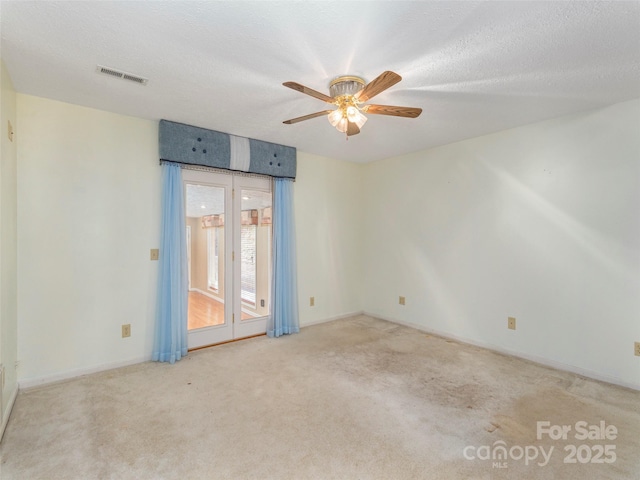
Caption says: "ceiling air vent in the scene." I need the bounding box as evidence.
[96,65,148,85]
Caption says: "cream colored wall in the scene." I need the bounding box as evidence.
[188,217,207,293]
[294,152,364,325]
[362,99,640,389]
[15,96,363,384]
[0,59,19,434]
[17,94,161,386]
[15,91,637,390]
[186,217,198,290]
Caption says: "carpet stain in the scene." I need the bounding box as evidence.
[486,422,500,433]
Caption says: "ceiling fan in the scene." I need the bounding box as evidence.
[282,71,422,137]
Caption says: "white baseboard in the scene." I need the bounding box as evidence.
[18,311,635,395]
[17,312,359,390]
[192,288,223,303]
[0,384,18,442]
[242,309,262,318]
[18,355,152,391]
[365,312,640,392]
[301,311,364,328]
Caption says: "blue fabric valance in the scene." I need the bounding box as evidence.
[159,119,297,179]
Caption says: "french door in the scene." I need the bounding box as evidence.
[183,169,272,349]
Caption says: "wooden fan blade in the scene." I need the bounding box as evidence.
[347,122,360,136]
[283,110,333,124]
[362,104,422,118]
[283,82,335,103]
[355,71,402,102]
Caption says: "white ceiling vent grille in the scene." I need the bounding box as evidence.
[96,65,148,85]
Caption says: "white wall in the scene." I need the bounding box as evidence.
[17,95,161,385]
[0,59,19,434]
[363,99,640,389]
[16,96,365,385]
[295,152,363,325]
[14,92,638,389]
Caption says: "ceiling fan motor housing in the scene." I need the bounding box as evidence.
[329,76,365,100]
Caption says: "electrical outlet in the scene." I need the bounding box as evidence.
[399,296,406,306]
[310,296,315,307]
[122,324,131,338]
[635,342,640,357]
[150,249,159,261]
[508,317,516,330]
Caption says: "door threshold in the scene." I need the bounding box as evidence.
[188,333,266,352]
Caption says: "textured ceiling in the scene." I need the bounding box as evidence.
[1,1,639,163]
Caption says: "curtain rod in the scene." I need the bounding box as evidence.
[159,159,295,181]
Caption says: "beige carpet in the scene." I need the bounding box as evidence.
[1,315,638,479]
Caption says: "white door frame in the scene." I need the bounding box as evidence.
[183,169,271,349]
[232,175,271,339]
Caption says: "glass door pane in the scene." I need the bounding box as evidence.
[240,188,272,320]
[183,169,233,349]
[240,222,256,306]
[233,175,272,340]
[185,183,226,330]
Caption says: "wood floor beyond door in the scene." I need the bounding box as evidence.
[188,291,251,330]
[188,291,225,329]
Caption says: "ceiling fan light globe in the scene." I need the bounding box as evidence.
[328,109,343,127]
[355,113,367,129]
[336,117,349,133]
[346,105,359,122]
